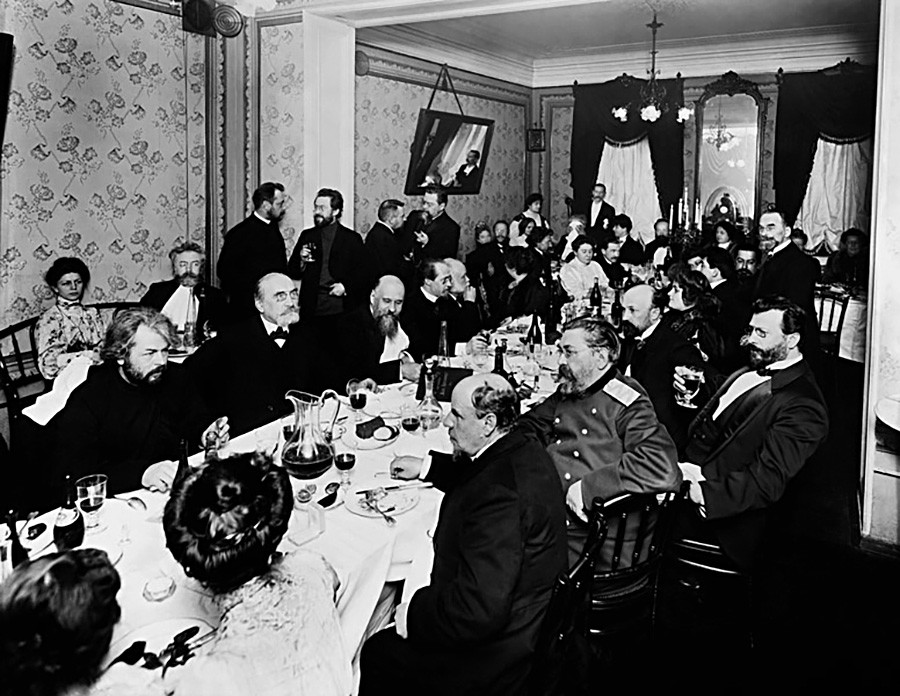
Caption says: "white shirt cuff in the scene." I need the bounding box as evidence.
[419,452,433,480]
[565,481,588,522]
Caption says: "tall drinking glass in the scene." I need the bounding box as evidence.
[674,365,705,408]
[75,474,107,532]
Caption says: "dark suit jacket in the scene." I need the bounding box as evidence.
[421,212,461,260]
[186,317,313,436]
[597,256,627,287]
[446,296,481,345]
[454,163,480,192]
[586,201,616,240]
[217,214,287,317]
[496,273,550,327]
[140,279,228,339]
[712,279,750,373]
[288,221,371,320]
[624,321,705,455]
[618,236,647,266]
[684,360,828,570]
[360,430,566,696]
[399,288,452,362]
[754,243,820,350]
[365,220,414,288]
[344,305,404,386]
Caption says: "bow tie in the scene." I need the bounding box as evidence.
[271,327,289,341]
[756,366,777,377]
[633,338,646,351]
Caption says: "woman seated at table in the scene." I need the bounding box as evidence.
[0,547,165,696]
[494,246,550,326]
[36,257,106,380]
[664,268,724,366]
[559,235,609,301]
[555,214,587,263]
[163,452,352,696]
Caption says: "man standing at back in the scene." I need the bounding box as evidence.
[365,198,414,287]
[217,182,288,320]
[361,374,566,696]
[586,182,616,242]
[288,187,370,394]
[754,210,820,352]
[417,186,460,260]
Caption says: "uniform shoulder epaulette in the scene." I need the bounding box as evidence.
[603,377,640,407]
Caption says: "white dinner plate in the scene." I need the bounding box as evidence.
[102,617,217,670]
[346,488,420,519]
[342,424,401,450]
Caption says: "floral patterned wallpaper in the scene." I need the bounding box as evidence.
[257,20,303,257]
[355,73,526,259]
[547,104,573,235]
[0,0,207,325]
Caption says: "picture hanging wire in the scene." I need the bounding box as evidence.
[426,64,465,116]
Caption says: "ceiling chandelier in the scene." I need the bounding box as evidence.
[704,101,739,151]
[612,12,693,124]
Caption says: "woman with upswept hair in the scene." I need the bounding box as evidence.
[162,452,352,695]
[665,267,724,365]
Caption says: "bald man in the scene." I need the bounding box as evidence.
[346,274,420,386]
[187,272,313,435]
[619,283,704,454]
[361,374,566,696]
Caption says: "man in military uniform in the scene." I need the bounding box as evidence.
[517,316,681,566]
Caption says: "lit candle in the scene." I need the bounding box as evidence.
[668,204,674,229]
[695,199,701,227]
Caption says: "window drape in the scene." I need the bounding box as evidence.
[596,137,662,243]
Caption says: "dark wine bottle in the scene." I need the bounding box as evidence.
[174,438,191,488]
[437,320,450,364]
[610,287,624,329]
[53,475,85,551]
[5,510,28,568]
[491,339,518,388]
[590,279,602,307]
[525,313,543,348]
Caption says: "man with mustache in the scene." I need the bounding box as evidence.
[288,187,371,393]
[140,241,227,345]
[676,295,828,571]
[516,315,680,564]
[218,182,289,320]
[48,307,228,504]
[348,275,421,386]
[188,272,313,436]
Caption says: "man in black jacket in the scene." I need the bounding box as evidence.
[287,188,371,393]
[586,182,616,241]
[365,198,414,288]
[400,259,453,362]
[141,242,227,342]
[417,186,460,260]
[217,182,288,320]
[187,273,312,436]
[701,246,750,373]
[361,374,566,696]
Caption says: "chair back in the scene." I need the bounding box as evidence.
[530,496,608,696]
[588,484,688,637]
[0,316,48,443]
[814,289,850,358]
[86,301,142,328]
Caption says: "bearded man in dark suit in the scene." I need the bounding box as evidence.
[754,210,821,352]
[217,181,288,320]
[676,296,828,571]
[416,186,460,260]
[141,242,227,342]
[361,374,566,696]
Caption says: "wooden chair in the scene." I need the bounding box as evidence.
[587,484,689,639]
[86,301,142,327]
[814,288,851,360]
[0,316,49,445]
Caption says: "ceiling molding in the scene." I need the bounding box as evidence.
[359,25,534,87]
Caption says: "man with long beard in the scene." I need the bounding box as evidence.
[47,307,228,504]
[288,187,371,393]
[348,274,421,386]
[676,295,828,571]
[141,241,227,344]
[516,315,680,565]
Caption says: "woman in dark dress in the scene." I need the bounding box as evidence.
[495,246,550,326]
[664,268,724,366]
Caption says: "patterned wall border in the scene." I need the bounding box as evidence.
[537,89,574,230]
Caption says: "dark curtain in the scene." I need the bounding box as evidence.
[411,112,462,187]
[774,67,876,225]
[570,77,684,221]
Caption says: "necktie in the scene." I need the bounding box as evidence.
[271,327,289,342]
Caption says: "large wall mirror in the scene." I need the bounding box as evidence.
[695,72,769,230]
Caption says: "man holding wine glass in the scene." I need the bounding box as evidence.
[674,296,828,571]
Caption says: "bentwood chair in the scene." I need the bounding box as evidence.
[814,288,851,362]
[0,316,48,445]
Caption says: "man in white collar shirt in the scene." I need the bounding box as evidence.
[676,296,828,571]
[516,316,680,566]
[141,242,227,346]
[217,182,288,320]
[188,273,312,436]
[399,259,453,361]
[444,258,481,345]
[754,209,820,352]
[587,182,616,242]
[619,284,705,455]
[347,275,421,386]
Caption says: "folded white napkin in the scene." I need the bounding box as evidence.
[23,355,92,425]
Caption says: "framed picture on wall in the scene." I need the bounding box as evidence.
[526,128,545,152]
[404,109,494,196]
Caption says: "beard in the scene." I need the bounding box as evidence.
[313,212,333,228]
[736,268,756,282]
[176,271,200,287]
[122,358,165,386]
[556,364,581,396]
[746,340,789,369]
[375,311,399,339]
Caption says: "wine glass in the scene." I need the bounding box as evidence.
[75,475,107,532]
[346,379,368,420]
[334,452,356,489]
[400,404,421,437]
[674,365,705,408]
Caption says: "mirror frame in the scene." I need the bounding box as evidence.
[694,71,770,227]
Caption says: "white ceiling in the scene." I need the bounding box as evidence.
[342,0,880,87]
